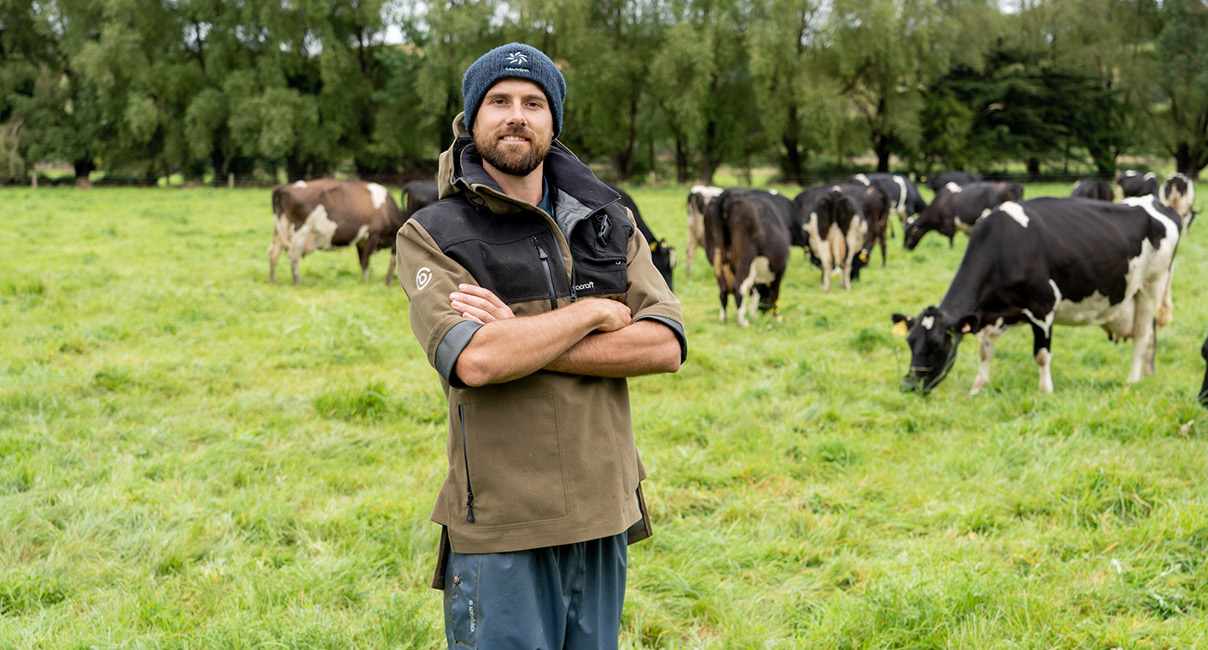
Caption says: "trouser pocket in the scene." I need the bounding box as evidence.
[443,552,481,649]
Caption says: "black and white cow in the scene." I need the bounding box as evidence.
[611,184,676,291]
[1200,334,1208,407]
[846,173,927,232]
[705,189,792,326]
[892,196,1183,395]
[1071,179,1113,201]
[1159,172,1196,229]
[1117,170,1158,199]
[686,185,724,278]
[269,178,405,284]
[920,171,982,192]
[903,181,1024,250]
[800,184,872,292]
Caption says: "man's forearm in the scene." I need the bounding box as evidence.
[544,320,682,378]
[454,299,629,386]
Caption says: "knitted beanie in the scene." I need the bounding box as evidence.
[462,43,566,138]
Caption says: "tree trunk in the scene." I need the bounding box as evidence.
[73,158,95,189]
[874,133,891,173]
[211,149,227,187]
[1026,157,1041,178]
[781,105,802,184]
[674,136,690,184]
[701,119,717,185]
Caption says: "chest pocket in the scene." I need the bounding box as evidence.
[569,206,632,297]
[444,225,568,306]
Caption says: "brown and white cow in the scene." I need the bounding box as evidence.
[269,178,405,284]
[686,185,724,278]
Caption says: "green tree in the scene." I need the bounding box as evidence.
[1152,0,1208,178]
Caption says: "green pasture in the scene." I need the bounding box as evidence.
[2,182,1208,648]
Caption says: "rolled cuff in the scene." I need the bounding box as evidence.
[435,320,483,388]
[634,314,687,362]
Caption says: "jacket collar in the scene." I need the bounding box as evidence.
[437,113,620,216]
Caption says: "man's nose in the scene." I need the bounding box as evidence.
[505,102,526,125]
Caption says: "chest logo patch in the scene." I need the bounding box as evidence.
[415,267,432,291]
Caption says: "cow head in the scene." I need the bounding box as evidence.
[650,238,676,291]
[892,307,978,394]
[1200,335,1208,408]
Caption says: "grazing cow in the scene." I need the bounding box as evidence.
[686,185,724,277]
[610,184,676,291]
[800,184,872,292]
[920,171,983,192]
[846,173,928,232]
[269,178,405,284]
[1159,172,1196,229]
[1117,170,1158,199]
[705,189,792,326]
[386,180,440,285]
[1200,335,1208,407]
[891,196,1183,395]
[1071,179,1113,201]
[903,181,1024,250]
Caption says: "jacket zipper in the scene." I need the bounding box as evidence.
[533,236,559,310]
[458,404,474,523]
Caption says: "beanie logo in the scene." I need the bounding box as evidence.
[505,52,530,68]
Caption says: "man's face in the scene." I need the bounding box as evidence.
[472,79,554,178]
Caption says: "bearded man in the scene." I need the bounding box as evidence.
[395,43,686,650]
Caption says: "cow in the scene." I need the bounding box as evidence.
[1117,170,1158,199]
[610,184,676,291]
[903,181,1024,250]
[846,173,928,233]
[891,196,1183,396]
[1201,335,1208,407]
[269,178,406,285]
[800,184,872,292]
[920,171,983,192]
[686,185,724,278]
[1159,172,1196,229]
[386,180,440,285]
[705,189,792,326]
[1071,179,1113,201]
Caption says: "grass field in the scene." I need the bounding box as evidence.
[2,181,1207,649]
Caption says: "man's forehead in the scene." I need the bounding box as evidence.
[485,78,547,99]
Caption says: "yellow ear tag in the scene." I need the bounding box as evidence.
[859,251,869,263]
[650,241,658,252]
[893,321,908,337]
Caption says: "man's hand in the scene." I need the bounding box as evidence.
[450,284,516,323]
[589,296,633,332]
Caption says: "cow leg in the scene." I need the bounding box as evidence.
[971,323,1006,395]
[268,238,281,283]
[1031,322,1054,394]
[735,262,755,328]
[385,247,398,286]
[288,248,303,285]
[1128,282,1163,382]
[356,240,372,282]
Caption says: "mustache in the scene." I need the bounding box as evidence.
[497,125,533,139]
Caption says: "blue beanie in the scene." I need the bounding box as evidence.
[462,43,566,138]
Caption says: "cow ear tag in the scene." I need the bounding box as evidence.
[650,241,658,252]
[961,323,972,333]
[893,321,908,337]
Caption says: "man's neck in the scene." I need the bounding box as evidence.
[483,160,545,206]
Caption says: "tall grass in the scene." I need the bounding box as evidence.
[1,182,1206,648]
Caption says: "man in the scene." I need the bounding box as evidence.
[396,43,686,649]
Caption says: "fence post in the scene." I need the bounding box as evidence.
[30,173,36,189]
[228,173,234,189]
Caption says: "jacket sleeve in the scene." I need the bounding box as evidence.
[622,209,687,362]
[397,219,481,388]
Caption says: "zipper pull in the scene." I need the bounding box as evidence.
[466,491,475,522]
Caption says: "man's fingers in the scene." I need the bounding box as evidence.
[458,283,506,308]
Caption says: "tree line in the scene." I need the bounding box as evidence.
[1,0,1206,187]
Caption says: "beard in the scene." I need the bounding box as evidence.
[475,125,551,177]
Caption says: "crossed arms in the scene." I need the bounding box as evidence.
[449,283,682,387]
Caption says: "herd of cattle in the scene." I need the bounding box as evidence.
[266,171,1207,405]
